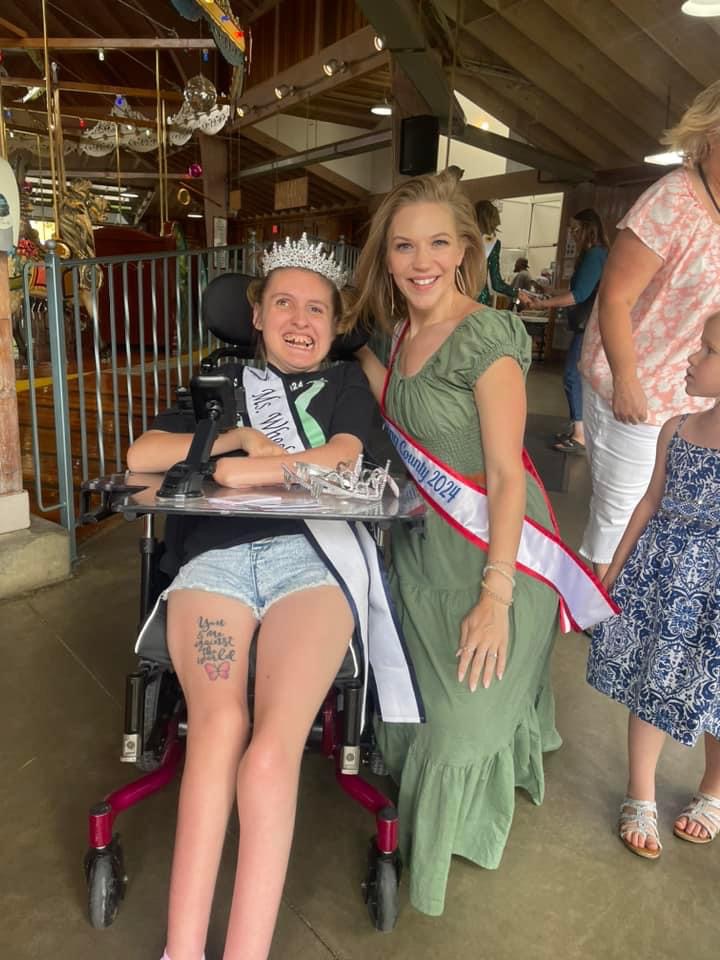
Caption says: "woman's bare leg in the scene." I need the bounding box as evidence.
[165,590,257,960]
[222,586,353,960]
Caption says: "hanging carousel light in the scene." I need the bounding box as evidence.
[184,74,218,113]
[188,162,203,178]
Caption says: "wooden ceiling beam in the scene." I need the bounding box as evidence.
[453,73,593,169]
[234,26,388,129]
[439,0,656,163]
[543,0,701,116]
[608,0,719,88]
[0,37,215,50]
[454,53,630,169]
[241,126,371,199]
[477,0,672,144]
[0,75,185,102]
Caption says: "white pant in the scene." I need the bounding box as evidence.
[579,381,661,565]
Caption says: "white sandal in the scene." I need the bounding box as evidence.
[674,792,720,844]
[618,797,662,860]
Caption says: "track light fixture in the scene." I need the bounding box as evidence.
[373,34,385,51]
[322,58,346,77]
[274,83,294,100]
[236,103,253,117]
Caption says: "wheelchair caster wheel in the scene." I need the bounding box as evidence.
[84,838,127,929]
[362,841,400,932]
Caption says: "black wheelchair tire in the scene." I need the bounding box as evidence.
[135,672,163,772]
[86,848,125,929]
[364,843,400,933]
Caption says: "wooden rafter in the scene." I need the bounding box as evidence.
[241,126,370,200]
[542,0,701,116]
[440,0,654,163]
[234,26,388,129]
[0,37,215,50]
[610,0,719,88]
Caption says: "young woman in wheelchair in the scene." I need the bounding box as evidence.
[126,240,380,960]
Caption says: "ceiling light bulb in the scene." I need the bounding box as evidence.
[370,99,392,116]
[236,103,251,117]
[643,150,683,166]
[98,48,105,61]
[187,210,203,218]
[274,84,294,100]
[373,34,385,52]
[681,0,720,15]
[322,59,346,77]
[480,120,490,130]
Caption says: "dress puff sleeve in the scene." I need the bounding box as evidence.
[441,308,532,390]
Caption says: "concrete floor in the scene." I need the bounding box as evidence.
[2,364,719,960]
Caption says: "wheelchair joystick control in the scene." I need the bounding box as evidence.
[156,376,238,503]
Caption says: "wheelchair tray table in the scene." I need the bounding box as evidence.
[97,472,425,526]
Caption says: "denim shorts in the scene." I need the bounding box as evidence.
[163,534,340,620]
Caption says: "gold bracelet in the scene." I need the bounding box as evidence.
[484,564,516,587]
[490,559,516,571]
[481,581,513,606]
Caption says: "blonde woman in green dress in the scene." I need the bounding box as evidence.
[350,169,562,916]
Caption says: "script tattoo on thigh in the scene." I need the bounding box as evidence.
[195,616,236,681]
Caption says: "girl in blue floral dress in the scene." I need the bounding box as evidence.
[588,311,720,860]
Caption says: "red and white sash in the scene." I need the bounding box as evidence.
[381,322,618,633]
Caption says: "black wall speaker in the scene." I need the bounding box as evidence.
[399,115,440,176]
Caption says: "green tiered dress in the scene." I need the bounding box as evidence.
[375,308,561,916]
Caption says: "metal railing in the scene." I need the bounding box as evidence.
[17,233,360,560]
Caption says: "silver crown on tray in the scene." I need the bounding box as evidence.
[262,232,348,290]
[283,455,399,502]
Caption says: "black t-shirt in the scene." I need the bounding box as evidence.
[150,361,376,576]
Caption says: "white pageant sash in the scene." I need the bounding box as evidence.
[381,324,618,633]
[242,363,424,725]
[242,365,305,452]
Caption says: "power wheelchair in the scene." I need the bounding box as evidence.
[79,273,422,937]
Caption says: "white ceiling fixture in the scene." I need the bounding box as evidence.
[681,0,720,14]
[370,99,392,116]
[644,151,683,165]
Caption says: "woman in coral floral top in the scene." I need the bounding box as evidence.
[578,80,720,577]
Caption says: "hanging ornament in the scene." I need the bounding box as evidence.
[202,48,209,63]
[79,119,86,129]
[115,95,126,108]
[183,74,217,114]
[188,162,203,178]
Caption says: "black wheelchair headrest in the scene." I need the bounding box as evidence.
[201,272,369,359]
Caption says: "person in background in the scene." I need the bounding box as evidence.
[474,199,516,305]
[587,311,720,859]
[578,79,720,578]
[511,256,533,291]
[520,209,609,454]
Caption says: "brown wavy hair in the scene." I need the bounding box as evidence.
[571,208,609,269]
[347,169,486,332]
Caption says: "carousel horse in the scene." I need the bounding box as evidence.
[10,181,108,365]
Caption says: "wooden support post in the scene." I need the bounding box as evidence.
[0,252,30,533]
[199,133,230,249]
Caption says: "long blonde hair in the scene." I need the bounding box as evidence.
[347,169,486,332]
[662,79,720,165]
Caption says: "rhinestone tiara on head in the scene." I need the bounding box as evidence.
[261,232,347,290]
